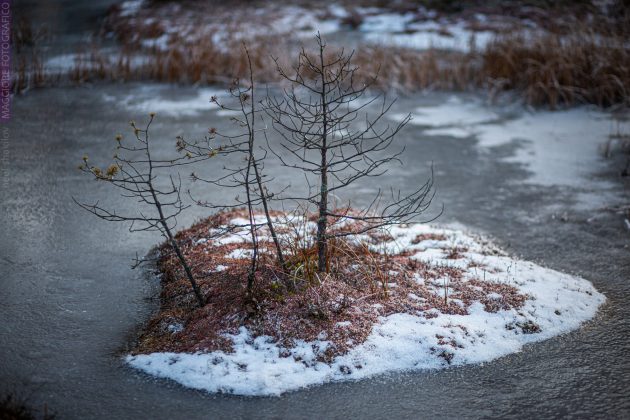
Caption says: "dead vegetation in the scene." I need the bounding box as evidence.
[16,0,628,108]
[483,27,630,107]
[605,118,630,176]
[133,209,528,359]
[11,14,50,93]
[43,31,630,108]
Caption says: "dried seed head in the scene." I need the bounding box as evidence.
[176,137,186,151]
[106,164,119,178]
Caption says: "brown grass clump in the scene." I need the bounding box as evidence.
[132,209,527,360]
[11,14,51,93]
[483,28,630,107]
[353,47,483,92]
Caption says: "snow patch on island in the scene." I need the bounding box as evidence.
[126,223,604,396]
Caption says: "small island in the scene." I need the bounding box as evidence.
[69,36,608,397]
[124,208,604,396]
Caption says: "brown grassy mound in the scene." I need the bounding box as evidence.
[133,209,527,360]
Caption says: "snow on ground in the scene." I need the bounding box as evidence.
[126,223,605,396]
[114,3,342,54]
[361,16,495,52]
[108,2,514,57]
[278,7,341,39]
[360,12,415,33]
[42,2,543,82]
[120,0,144,17]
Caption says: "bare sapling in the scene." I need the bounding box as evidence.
[179,44,285,296]
[74,116,206,307]
[265,34,437,273]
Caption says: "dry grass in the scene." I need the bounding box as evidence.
[132,209,528,360]
[605,117,630,175]
[354,47,483,92]
[57,36,287,86]
[14,1,630,108]
[68,18,630,108]
[11,14,51,93]
[483,28,630,107]
[33,38,482,98]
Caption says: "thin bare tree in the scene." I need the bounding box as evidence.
[179,45,286,295]
[74,116,206,307]
[265,34,437,273]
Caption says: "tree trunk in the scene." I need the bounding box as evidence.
[317,41,329,273]
[151,182,205,307]
[245,44,286,271]
[254,166,286,270]
[317,153,328,273]
[167,234,205,307]
[244,146,258,295]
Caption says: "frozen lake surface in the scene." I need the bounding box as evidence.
[1,83,629,418]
